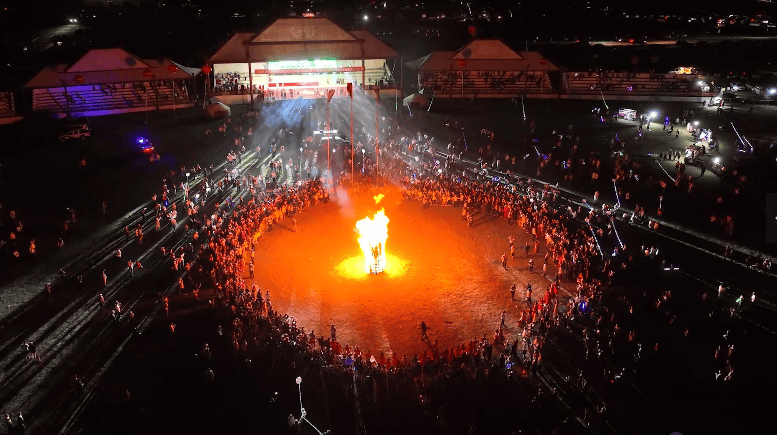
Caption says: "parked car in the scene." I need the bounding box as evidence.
[135,136,154,153]
[59,129,91,141]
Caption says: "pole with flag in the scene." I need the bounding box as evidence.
[326,89,335,175]
[348,83,354,183]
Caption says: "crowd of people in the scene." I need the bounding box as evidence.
[159,98,766,433]
[0,84,767,433]
[175,141,648,433]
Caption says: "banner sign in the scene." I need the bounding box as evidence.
[267,82,319,87]
[255,66,364,75]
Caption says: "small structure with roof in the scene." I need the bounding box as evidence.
[25,48,200,118]
[407,40,560,99]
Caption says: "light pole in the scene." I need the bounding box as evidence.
[144,86,149,124]
[591,85,608,110]
[327,97,331,174]
[375,88,380,184]
[171,80,177,117]
[295,377,329,435]
[326,89,335,175]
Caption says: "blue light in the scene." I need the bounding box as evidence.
[579,300,588,312]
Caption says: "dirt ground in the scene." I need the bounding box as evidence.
[247,186,554,359]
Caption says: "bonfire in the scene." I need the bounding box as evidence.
[355,195,389,274]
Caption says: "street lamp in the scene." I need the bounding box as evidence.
[650,111,658,119]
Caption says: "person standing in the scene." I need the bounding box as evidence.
[510,284,516,300]
[102,269,108,286]
[501,253,508,270]
[16,411,25,432]
[528,259,534,273]
[420,321,428,340]
[330,324,337,342]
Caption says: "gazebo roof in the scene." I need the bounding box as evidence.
[409,40,559,72]
[208,17,398,63]
[25,48,197,88]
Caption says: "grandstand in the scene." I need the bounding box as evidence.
[564,71,709,97]
[207,17,401,104]
[408,40,558,99]
[25,49,199,118]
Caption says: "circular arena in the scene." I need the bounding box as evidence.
[247,184,545,359]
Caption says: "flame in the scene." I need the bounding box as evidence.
[373,194,384,204]
[355,209,389,274]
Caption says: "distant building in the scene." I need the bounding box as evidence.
[207,17,400,103]
[25,48,200,118]
[407,40,560,99]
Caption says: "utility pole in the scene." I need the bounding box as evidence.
[348,83,354,183]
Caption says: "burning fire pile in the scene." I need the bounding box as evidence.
[355,194,389,274]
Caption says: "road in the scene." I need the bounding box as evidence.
[588,34,777,46]
[30,24,84,53]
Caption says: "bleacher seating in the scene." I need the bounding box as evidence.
[565,71,699,96]
[32,82,189,114]
[420,70,552,96]
[0,92,16,118]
